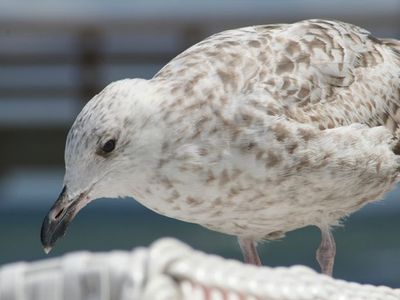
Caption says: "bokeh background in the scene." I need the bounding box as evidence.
[1,0,400,287]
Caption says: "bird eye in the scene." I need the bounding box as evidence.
[101,139,116,153]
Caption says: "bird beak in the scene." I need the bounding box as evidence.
[40,186,85,254]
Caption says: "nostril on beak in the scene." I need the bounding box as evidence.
[53,208,65,220]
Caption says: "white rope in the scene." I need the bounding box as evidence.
[0,238,399,300]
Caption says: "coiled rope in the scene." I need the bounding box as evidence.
[1,238,399,300]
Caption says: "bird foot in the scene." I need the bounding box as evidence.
[238,237,262,266]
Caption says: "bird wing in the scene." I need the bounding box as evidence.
[156,19,400,133]
[152,20,400,228]
[247,20,400,132]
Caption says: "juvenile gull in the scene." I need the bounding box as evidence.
[41,19,400,275]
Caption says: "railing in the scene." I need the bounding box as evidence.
[1,238,400,300]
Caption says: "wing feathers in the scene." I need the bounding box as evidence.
[155,19,399,134]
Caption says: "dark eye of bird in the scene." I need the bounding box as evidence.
[101,139,116,153]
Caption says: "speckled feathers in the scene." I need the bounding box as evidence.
[65,19,400,240]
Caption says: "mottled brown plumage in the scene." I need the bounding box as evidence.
[42,19,400,276]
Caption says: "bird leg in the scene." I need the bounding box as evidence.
[316,227,336,276]
[238,237,262,266]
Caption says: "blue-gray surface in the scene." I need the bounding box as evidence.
[1,182,400,287]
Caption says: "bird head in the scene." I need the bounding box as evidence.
[40,78,162,253]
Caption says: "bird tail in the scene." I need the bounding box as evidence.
[381,38,400,53]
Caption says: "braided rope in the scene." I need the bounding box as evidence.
[0,238,399,300]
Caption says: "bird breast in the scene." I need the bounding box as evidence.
[135,118,400,239]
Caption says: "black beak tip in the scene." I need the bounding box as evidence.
[40,209,72,254]
[41,185,81,254]
[40,215,54,254]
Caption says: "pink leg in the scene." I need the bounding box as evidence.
[238,237,262,266]
[316,227,336,276]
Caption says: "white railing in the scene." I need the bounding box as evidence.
[1,238,399,300]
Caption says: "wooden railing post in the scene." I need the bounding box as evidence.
[76,27,103,104]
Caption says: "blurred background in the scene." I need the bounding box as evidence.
[0,0,399,287]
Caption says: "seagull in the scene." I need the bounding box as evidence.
[41,19,400,275]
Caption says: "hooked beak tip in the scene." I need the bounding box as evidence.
[40,185,89,253]
[40,185,73,253]
[40,214,57,254]
[43,246,52,254]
